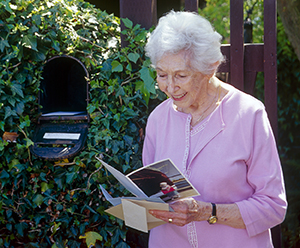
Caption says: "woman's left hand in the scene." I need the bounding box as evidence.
[149,198,211,226]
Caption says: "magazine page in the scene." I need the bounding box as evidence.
[126,159,200,203]
[95,156,147,198]
[99,184,165,206]
[97,157,199,232]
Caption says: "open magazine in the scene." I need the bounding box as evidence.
[96,156,199,232]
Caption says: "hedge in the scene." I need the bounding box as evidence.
[0,0,164,247]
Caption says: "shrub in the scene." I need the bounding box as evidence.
[0,0,163,247]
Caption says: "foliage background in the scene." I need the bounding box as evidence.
[0,0,163,247]
[1,0,300,247]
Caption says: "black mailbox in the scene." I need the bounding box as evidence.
[30,55,89,161]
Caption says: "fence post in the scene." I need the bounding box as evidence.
[185,0,198,12]
[264,1,281,248]
[229,0,244,90]
[264,0,278,140]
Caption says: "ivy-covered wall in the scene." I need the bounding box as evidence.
[0,0,164,247]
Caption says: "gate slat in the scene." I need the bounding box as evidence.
[229,0,244,90]
[264,0,278,139]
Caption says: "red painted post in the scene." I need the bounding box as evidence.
[229,0,244,90]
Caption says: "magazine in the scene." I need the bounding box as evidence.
[96,156,199,232]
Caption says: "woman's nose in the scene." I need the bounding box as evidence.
[166,76,177,93]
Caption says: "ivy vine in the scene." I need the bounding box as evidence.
[0,0,164,247]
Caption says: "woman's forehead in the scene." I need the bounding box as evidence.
[156,51,193,71]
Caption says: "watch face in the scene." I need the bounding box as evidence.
[208,216,218,224]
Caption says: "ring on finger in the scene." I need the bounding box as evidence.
[168,218,173,224]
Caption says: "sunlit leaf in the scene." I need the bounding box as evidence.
[111,60,123,72]
[135,81,150,104]
[22,34,38,51]
[41,182,50,193]
[33,194,44,207]
[122,18,133,29]
[139,67,156,94]
[79,231,103,247]
[51,40,60,51]
[128,53,139,63]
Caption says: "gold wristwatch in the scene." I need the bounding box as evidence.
[207,203,218,224]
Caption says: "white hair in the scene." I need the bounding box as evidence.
[145,11,224,75]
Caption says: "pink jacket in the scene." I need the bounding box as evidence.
[143,84,287,248]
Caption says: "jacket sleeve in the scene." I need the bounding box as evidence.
[236,107,287,237]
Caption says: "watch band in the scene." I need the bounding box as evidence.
[211,203,216,216]
[207,203,218,224]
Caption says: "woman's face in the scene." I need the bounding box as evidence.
[156,51,208,113]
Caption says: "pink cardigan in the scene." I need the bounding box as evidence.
[142,84,287,248]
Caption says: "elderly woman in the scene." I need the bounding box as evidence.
[142,11,287,248]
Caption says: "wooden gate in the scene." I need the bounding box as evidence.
[120,0,278,139]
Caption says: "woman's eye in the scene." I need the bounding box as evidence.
[177,75,187,78]
[158,74,167,78]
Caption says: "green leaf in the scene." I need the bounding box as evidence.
[41,182,50,193]
[139,67,156,94]
[111,60,123,72]
[66,172,76,184]
[0,38,10,52]
[16,222,28,237]
[51,40,60,51]
[79,231,103,247]
[8,159,20,171]
[33,51,46,61]
[2,1,13,13]
[0,121,4,131]
[112,120,123,132]
[135,81,150,104]
[19,115,31,129]
[15,101,25,115]
[4,106,17,119]
[128,53,139,63]
[25,138,34,148]
[7,96,16,107]
[0,170,10,179]
[122,18,133,29]
[11,83,24,98]
[33,194,44,207]
[22,34,38,51]
[116,241,131,248]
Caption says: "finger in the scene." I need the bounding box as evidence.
[149,210,190,226]
[149,209,171,219]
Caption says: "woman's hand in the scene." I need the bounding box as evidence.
[149,198,211,226]
[149,198,246,229]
